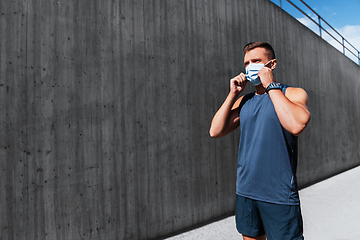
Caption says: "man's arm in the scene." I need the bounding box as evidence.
[209,94,243,138]
[209,73,247,138]
[268,87,311,136]
[258,66,311,136]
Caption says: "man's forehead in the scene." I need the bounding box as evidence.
[244,47,268,61]
[245,47,266,57]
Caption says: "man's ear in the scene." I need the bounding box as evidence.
[271,59,277,70]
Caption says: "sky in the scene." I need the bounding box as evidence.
[270,0,360,64]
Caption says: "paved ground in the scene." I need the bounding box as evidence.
[166,166,360,240]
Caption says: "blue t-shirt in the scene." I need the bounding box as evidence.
[236,84,300,205]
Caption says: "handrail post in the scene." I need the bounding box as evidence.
[358,51,360,65]
[279,0,282,8]
[342,38,345,54]
[318,16,322,37]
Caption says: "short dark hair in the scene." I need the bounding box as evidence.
[243,42,276,60]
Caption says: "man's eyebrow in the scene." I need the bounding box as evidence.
[244,58,261,65]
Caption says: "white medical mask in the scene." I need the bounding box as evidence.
[245,60,272,86]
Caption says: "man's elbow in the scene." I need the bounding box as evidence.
[291,128,305,137]
[291,115,311,136]
[209,130,219,138]
[209,128,223,138]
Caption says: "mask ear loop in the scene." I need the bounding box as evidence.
[264,59,276,69]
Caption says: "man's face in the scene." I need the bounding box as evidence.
[243,47,271,68]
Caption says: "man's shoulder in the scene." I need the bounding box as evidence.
[284,86,309,105]
[285,86,307,95]
[232,92,255,110]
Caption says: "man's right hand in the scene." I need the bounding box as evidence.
[230,73,247,95]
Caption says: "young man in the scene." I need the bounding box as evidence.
[209,42,310,240]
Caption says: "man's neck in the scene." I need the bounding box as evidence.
[255,85,266,95]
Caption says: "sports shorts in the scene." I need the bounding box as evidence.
[235,195,304,240]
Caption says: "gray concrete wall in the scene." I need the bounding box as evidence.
[0,0,359,239]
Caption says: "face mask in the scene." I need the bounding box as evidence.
[245,60,272,86]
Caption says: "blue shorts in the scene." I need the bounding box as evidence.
[235,195,304,240]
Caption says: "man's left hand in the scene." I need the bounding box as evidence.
[258,66,274,89]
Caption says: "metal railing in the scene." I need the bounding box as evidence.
[277,0,360,65]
